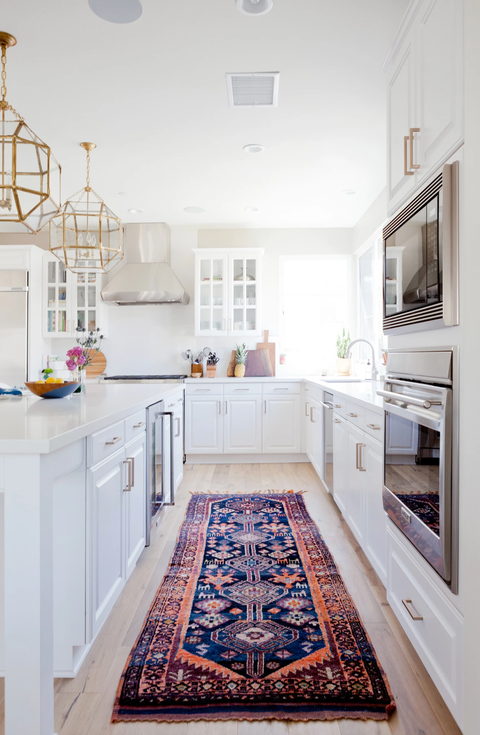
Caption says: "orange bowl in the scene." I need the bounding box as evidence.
[25,381,79,399]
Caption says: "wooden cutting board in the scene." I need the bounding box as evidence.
[245,349,273,377]
[85,350,107,378]
[227,350,236,378]
[257,330,276,376]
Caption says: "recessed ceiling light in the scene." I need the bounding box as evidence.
[243,144,265,154]
[236,0,274,16]
[244,207,259,212]
[128,208,145,214]
[89,0,143,24]
[342,189,358,196]
[183,206,206,214]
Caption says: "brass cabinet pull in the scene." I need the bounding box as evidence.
[367,423,381,430]
[305,401,310,417]
[123,458,133,491]
[310,406,315,424]
[347,412,357,418]
[333,418,341,424]
[402,598,423,621]
[105,436,122,445]
[218,400,221,415]
[359,444,366,472]
[355,442,360,470]
[409,127,420,170]
[133,421,145,429]
[404,135,414,176]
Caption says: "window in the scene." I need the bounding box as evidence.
[280,256,352,375]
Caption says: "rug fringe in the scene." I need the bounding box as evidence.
[189,489,307,495]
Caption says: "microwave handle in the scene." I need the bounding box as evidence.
[376,389,442,410]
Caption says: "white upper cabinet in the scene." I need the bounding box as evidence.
[44,253,108,339]
[385,0,463,215]
[193,248,263,337]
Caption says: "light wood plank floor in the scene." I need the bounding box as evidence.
[1,463,462,735]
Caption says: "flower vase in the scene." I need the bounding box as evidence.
[74,369,87,394]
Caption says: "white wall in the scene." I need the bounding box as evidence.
[51,226,355,377]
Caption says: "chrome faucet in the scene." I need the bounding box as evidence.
[345,339,378,381]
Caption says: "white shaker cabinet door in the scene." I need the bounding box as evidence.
[262,396,302,454]
[88,448,126,638]
[173,397,184,489]
[363,435,387,586]
[415,0,463,181]
[185,396,224,454]
[345,422,365,545]
[224,396,262,454]
[309,399,325,482]
[387,40,417,214]
[333,415,347,514]
[124,433,146,580]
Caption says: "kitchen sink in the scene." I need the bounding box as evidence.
[320,377,362,383]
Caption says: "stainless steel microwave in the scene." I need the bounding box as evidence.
[383,162,459,334]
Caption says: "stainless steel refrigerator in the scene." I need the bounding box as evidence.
[0,270,28,387]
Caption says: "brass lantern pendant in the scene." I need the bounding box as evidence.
[0,32,61,233]
[49,142,124,274]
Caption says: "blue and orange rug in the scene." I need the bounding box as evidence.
[113,493,395,722]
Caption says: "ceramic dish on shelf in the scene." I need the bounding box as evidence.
[25,381,79,399]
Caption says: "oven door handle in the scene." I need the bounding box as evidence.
[376,389,442,410]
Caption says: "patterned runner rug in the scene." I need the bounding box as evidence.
[113,493,395,723]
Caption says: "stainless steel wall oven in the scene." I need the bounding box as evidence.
[378,348,458,592]
[383,162,459,334]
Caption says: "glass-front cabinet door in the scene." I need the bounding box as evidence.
[44,255,75,338]
[193,248,263,337]
[230,256,260,336]
[195,254,228,336]
[76,262,100,332]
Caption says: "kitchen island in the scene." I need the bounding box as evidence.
[0,384,184,735]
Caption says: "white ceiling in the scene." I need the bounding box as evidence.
[2,0,408,228]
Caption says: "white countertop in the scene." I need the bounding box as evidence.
[0,384,184,454]
[185,375,384,411]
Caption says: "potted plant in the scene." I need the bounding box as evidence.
[206,352,220,378]
[336,328,352,376]
[234,343,248,378]
[66,327,104,393]
[381,348,388,366]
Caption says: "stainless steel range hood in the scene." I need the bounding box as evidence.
[101,223,190,305]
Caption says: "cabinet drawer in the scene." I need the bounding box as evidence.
[125,410,146,443]
[87,420,125,468]
[263,382,301,396]
[345,401,364,428]
[224,383,262,396]
[186,383,224,396]
[387,527,463,720]
[364,409,384,440]
[304,383,323,404]
[332,394,346,417]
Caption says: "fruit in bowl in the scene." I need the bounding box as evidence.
[25,381,79,399]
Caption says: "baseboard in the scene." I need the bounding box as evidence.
[186,453,309,464]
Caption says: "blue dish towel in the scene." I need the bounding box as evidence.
[0,388,23,396]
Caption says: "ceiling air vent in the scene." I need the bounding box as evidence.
[226,72,279,107]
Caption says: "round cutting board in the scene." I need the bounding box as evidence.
[85,350,107,378]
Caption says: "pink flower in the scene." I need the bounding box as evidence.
[66,359,77,371]
[72,346,83,357]
[77,355,86,365]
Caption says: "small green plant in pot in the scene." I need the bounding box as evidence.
[336,328,351,376]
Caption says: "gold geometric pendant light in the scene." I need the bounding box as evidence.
[0,32,61,233]
[49,142,124,274]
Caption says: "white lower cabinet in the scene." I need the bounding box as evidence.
[332,415,347,515]
[307,398,325,480]
[186,395,223,453]
[125,433,146,580]
[333,407,387,586]
[88,447,127,639]
[387,525,463,725]
[173,397,184,489]
[346,422,365,545]
[262,395,302,453]
[224,396,262,453]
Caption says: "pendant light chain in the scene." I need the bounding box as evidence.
[0,41,22,119]
[85,148,91,191]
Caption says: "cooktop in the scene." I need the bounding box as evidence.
[103,375,188,381]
